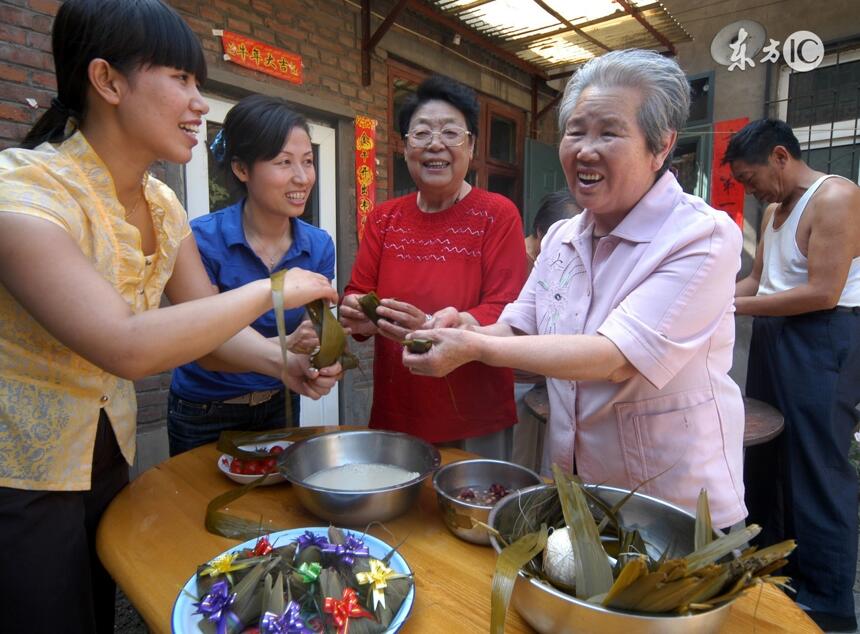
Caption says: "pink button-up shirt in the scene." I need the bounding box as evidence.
[500,173,746,527]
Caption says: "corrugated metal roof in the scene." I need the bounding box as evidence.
[428,0,692,72]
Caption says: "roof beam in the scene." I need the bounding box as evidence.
[612,0,676,55]
[445,0,495,14]
[547,69,574,81]
[362,0,411,85]
[537,92,562,120]
[531,0,611,52]
[500,3,661,49]
[407,1,548,79]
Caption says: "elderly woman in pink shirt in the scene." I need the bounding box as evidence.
[403,49,746,529]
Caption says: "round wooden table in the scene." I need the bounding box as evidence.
[523,387,785,448]
[96,432,817,633]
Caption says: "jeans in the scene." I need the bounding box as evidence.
[167,389,300,456]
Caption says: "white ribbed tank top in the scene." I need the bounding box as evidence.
[758,175,860,306]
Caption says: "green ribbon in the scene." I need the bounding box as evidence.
[297,561,322,583]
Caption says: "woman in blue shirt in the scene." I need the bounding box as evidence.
[168,95,335,455]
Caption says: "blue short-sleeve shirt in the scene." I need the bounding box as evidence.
[170,199,335,401]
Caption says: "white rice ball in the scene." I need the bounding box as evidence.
[542,526,576,591]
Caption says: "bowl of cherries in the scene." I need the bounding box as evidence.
[432,458,542,545]
[217,441,292,486]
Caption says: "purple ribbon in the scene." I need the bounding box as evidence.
[296,530,330,553]
[321,533,369,566]
[193,579,240,634]
[260,601,314,634]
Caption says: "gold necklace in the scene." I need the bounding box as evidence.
[123,178,147,219]
[124,195,143,219]
[247,232,288,270]
[242,211,292,270]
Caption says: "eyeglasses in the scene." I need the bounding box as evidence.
[405,126,472,148]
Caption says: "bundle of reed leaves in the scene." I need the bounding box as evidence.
[489,465,795,633]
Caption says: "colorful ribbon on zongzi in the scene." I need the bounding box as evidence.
[356,558,407,610]
[323,587,373,634]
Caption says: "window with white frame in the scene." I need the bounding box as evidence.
[776,45,860,183]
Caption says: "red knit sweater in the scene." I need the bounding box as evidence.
[344,188,526,443]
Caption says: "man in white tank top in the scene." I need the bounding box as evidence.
[723,118,860,632]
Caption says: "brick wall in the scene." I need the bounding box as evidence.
[133,373,172,425]
[172,0,394,191]
[0,0,59,149]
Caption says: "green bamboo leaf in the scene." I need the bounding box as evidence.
[698,571,753,606]
[658,559,689,581]
[491,525,548,634]
[759,575,793,593]
[636,576,703,613]
[228,559,279,633]
[270,269,294,429]
[270,270,290,376]
[656,567,722,612]
[694,489,713,552]
[603,555,648,605]
[685,566,731,606]
[684,524,761,573]
[306,299,359,370]
[614,527,648,571]
[261,572,285,618]
[552,465,614,600]
[580,462,679,534]
[402,338,433,354]
[204,475,284,540]
[357,291,382,324]
[603,568,666,610]
[735,539,796,577]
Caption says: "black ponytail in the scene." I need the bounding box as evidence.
[21,98,79,149]
[21,0,207,149]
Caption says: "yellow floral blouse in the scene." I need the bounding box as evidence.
[0,131,190,491]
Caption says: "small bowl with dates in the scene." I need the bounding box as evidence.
[433,458,542,545]
[217,441,292,486]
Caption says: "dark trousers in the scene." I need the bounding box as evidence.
[0,410,129,634]
[167,389,299,456]
[744,309,860,620]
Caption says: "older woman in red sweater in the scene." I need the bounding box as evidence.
[340,75,525,455]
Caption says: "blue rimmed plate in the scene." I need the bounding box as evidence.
[171,527,414,633]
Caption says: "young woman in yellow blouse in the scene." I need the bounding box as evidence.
[0,1,340,631]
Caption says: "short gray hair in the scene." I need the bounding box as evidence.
[558,50,690,171]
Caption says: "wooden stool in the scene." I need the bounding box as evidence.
[523,388,784,449]
[743,396,784,447]
[523,383,549,423]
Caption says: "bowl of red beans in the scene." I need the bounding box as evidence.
[217,441,292,486]
[433,459,542,545]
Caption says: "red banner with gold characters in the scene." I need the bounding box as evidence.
[218,30,302,84]
[355,116,378,241]
[710,117,749,229]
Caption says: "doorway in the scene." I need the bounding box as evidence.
[184,95,340,427]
